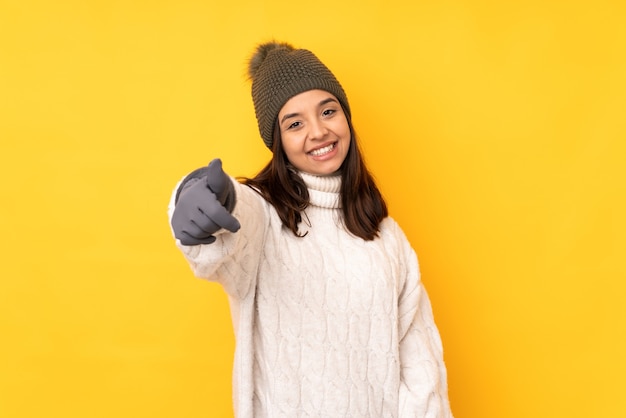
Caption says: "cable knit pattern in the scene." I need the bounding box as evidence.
[169,173,452,418]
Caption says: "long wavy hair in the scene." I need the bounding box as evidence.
[242,110,388,241]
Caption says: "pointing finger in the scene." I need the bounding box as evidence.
[199,191,241,233]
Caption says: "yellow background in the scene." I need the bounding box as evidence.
[1,0,625,417]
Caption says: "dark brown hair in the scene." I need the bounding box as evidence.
[242,112,387,241]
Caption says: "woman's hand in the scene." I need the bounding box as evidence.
[171,159,240,245]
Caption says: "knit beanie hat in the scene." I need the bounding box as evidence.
[248,41,351,150]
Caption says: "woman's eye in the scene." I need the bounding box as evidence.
[288,121,301,129]
[322,109,335,116]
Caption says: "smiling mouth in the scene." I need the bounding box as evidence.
[309,142,336,157]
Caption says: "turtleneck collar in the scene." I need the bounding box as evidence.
[299,172,341,209]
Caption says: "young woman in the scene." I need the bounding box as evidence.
[169,41,453,417]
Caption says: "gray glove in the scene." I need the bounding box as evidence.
[171,159,240,245]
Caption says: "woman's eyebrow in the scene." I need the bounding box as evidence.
[319,97,338,107]
[280,112,300,124]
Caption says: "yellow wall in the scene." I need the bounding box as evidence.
[1,0,625,417]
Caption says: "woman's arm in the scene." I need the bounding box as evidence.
[168,169,269,301]
[395,227,453,417]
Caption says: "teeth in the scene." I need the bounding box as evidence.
[310,143,335,156]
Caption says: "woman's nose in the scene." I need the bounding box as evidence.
[307,118,328,140]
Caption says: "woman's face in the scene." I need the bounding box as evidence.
[277,89,350,176]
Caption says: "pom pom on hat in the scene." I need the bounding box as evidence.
[248,41,351,150]
[247,41,294,81]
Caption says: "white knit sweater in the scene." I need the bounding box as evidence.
[169,172,452,418]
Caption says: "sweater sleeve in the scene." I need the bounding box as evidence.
[168,178,269,300]
[396,228,453,417]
